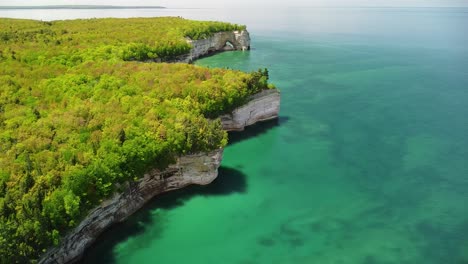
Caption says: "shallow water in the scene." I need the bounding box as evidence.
[4,7,467,264]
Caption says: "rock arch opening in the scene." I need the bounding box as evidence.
[222,41,235,51]
[207,47,217,54]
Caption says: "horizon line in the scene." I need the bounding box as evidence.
[1,5,468,9]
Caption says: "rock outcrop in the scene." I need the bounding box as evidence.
[221,89,281,131]
[39,150,223,264]
[181,30,251,62]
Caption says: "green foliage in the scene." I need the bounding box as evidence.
[183,21,246,40]
[0,17,273,263]
[0,17,245,63]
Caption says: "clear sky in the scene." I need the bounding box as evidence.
[0,0,467,8]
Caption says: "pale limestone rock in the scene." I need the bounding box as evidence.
[221,89,281,131]
[234,30,251,51]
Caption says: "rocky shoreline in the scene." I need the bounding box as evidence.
[180,30,251,63]
[39,29,280,264]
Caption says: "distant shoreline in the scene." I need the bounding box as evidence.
[0,5,166,10]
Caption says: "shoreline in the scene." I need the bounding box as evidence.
[38,29,280,264]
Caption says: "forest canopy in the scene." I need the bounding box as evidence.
[0,17,271,262]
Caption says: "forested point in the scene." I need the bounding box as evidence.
[0,17,272,262]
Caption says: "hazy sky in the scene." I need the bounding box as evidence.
[1,0,467,8]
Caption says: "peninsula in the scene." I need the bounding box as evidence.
[0,5,166,9]
[0,17,280,263]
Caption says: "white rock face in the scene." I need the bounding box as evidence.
[181,30,251,62]
[39,150,223,264]
[221,89,281,131]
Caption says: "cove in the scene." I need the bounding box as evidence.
[81,7,468,264]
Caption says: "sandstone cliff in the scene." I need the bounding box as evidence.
[181,30,251,62]
[221,89,281,131]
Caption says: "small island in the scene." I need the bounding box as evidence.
[0,17,280,263]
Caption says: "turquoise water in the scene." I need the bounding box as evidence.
[47,8,468,264]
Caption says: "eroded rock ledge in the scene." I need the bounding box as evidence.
[39,150,223,264]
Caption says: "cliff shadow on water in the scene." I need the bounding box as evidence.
[80,166,247,264]
[228,116,289,145]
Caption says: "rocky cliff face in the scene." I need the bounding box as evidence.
[181,30,251,62]
[39,150,223,264]
[39,88,280,264]
[39,29,278,264]
[221,89,281,131]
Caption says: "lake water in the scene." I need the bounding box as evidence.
[2,7,468,264]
